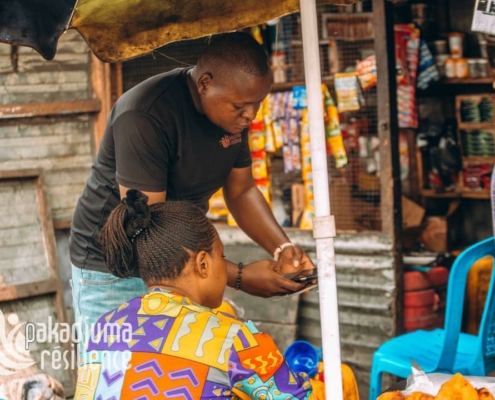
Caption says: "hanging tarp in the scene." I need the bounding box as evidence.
[0,0,355,62]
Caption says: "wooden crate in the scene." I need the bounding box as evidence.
[0,169,75,395]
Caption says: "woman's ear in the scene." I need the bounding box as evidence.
[194,250,210,278]
[198,72,213,95]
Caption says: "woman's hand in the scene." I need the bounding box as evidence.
[239,260,306,298]
[277,245,316,275]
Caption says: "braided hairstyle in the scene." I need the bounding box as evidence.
[100,190,217,283]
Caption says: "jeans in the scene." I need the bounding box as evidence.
[70,264,148,364]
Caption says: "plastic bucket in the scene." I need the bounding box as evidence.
[284,340,322,377]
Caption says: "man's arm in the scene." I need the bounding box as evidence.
[223,166,289,256]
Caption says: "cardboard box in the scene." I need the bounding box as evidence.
[402,195,425,229]
[291,183,305,227]
[420,202,460,253]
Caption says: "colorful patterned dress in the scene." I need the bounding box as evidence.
[75,288,319,399]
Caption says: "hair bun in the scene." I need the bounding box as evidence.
[122,189,151,238]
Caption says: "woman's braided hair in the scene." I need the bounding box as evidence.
[100,190,217,282]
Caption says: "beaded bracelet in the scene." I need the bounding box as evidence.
[234,262,243,291]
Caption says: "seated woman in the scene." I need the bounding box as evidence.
[75,190,323,399]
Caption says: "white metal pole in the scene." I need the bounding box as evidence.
[299,0,343,399]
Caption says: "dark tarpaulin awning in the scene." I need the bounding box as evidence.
[0,0,76,60]
[0,0,355,63]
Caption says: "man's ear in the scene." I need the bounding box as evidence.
[194,250,210,278]
[198,72,213,94]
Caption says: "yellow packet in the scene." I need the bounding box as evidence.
[249,131,265,152]
[227,212,238,227]
[252,159,268,180]
[207,188,228,218]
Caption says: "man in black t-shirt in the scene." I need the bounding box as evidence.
[70,33,315,358]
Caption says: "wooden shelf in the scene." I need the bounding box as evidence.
[271,77,334,92]
[421,189,490,200]
[458,122,495,130]
[462,190,491,199]
[463,156,495,164]
[421,189,461,199]
[443,77,495,85]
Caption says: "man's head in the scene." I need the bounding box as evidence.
[191,32,273,134]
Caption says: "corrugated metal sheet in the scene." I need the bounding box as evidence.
[216,225,397,399]
[0,31,93,222]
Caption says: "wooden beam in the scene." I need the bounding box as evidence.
[0,169,42,180]
[373,0,404,336]
[91,54,112,154]
[0,278,57,302]
[53,219,72,230]
[111,62,124,104]
[0,99,101,119]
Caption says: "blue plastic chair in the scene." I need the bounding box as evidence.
[369,236,495,400]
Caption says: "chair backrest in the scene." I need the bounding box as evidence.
[475,238,495,374]
[437,236,495,372]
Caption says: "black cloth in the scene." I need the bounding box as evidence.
[0,0,75,60]
[70,68,251,272]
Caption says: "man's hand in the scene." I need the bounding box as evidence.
[240,260,306,298]
[277,245,315,275]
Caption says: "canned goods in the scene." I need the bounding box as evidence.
[455,58,469,78]
[468,59,479,78]
[445,58,456,78]
[477,59,489,78]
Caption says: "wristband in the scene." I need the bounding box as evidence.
[234,262,243,291]
[274,242,295,261]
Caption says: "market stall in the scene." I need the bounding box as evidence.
[0,0,404,399]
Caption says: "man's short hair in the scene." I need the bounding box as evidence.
[199,32,270,77]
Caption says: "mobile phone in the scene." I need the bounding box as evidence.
[284,268,318,283]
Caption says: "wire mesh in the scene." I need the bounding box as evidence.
[121,2,381,232]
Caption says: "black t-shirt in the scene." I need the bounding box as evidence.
[70,68,251,272]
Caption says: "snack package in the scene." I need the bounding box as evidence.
[397,84,418,128]
[395,24,420,83]
[322,85,348,168]
[299,206,315,230]
[270,93,285,149]
[249,129,265,152]
[334,72,362,112]
[256,179,272,206]
[263,97,276,153]
[292,86,308,110]
[417,39,440,90]
[357,55,377,90]
[395,29,411,85]
[251,150,268,180]
[207,188,228,220]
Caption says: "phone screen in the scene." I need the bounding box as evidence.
[284,268,318,283]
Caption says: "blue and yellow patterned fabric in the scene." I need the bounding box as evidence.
[75,288,317,399]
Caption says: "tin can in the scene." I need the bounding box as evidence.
[477,59,489,78]
[455,58,469,78]
[445,58,456,78]
[468,59,479,78]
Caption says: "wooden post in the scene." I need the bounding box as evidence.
[111,62,124,104]
[373,0,404,334]
[90,55,112,155]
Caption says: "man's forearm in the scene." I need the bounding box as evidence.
[225,186,290,256]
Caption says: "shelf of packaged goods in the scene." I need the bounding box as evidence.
[458,123,495,130]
